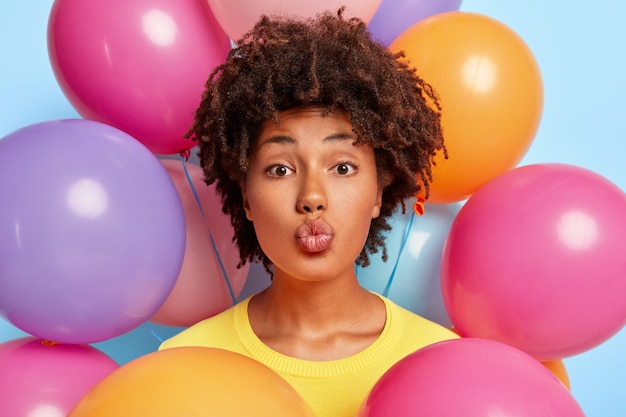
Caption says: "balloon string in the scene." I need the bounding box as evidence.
[382,210,415,298]
[144,322,165,343]
[181,159,237,305]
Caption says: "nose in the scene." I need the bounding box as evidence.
[296,171,327,214]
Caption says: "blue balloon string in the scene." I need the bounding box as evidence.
[144,322,165,343]
[382,210,415,298]
[181,159,237,305]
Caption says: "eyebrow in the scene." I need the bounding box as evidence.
[258,132,356,147]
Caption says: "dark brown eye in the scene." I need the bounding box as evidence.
[333,162,356,176]
[267,165,293,177]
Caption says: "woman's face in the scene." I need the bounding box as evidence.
[242,106,382,283]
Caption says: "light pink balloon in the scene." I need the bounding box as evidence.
[207,0,382,41]
[0,336,118,417]
[150,159,249,327]
[441,163,626,361]
[48,0,231,155]
[358,338,585,417]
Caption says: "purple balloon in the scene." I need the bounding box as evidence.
[0,119,185,344]
[367,0,463,46]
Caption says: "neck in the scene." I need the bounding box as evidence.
[270,272,361,309]
[246,266,387,360]
[252,262,384,325]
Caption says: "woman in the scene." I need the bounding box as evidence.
[160,8,457,416]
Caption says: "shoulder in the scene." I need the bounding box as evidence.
[158,298,247,351]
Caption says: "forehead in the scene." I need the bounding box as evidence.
[257,106,353,139]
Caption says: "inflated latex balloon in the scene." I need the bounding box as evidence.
[48,0,231,155]
[367,0,463,46]
[358,338,585,417]
[357,199,461,327]
[207,0,382,41]
[390,12,543,203]
[0,337,118,417]
[0,119,185,344]
[441,163,626,360]
[68,347,315,417]
[150,159,249,327]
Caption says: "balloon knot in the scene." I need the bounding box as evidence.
[180,149,191,161]
[413,198,425,216]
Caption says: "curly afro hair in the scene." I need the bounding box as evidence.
[189,8,445,272]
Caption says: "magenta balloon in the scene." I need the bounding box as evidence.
[359,338,585,417]
[367,0,463,46]
[0,336,118,417]
[48,0,231,155]
[441,163,626,361]
[0,119,185,344]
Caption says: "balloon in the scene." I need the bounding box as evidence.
[207,0,383,41]
[0,119,186,344]
[68,347,315,417]
[367,0,463,46]
[543,359,571,390]
[48,0,231,155]
[0,336,118,417]
[441,163,626,360]
[150,159,249,327]
[390,12,543,203]
[357,199,461,327]
[358,338,585,417]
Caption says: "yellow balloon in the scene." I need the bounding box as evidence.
[69,347,315,417]
[391,12,543,203]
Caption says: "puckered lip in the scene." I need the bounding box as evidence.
[295,219,335,253]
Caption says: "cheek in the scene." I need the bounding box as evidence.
[336,187,379,233]
[245,185,287,224]
[336,182,381,216]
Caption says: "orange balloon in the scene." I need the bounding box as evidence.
[391,12,543,203]
[542,359,571,390]
[68,347,315,417]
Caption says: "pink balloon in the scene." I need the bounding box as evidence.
[48,0,231,155]
[0,336,118,416]
[150,159,249,327]
[207,0,383,41]
[441,163,626,361]
[358,338,585,417]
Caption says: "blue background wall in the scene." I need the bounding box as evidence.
[1,1,624,416]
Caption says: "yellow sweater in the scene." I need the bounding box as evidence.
[160,294,457,417]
